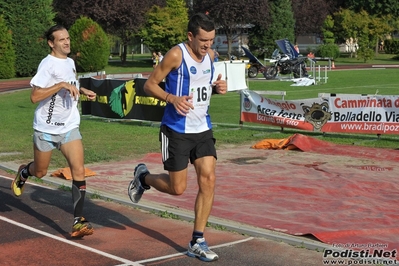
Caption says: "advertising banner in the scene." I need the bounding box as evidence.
[80,78,165,122]
[240,90,399,134]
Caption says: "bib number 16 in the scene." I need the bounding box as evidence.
[191,86,211,105]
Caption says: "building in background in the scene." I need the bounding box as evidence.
[296,34,323,53]
[211,25,252,57]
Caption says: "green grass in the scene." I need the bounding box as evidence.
[105,54,153,74]
[157,210,180,220]
[246,68,399,99]
[335,52,399,65]
[1,55,399,169]
[240,51,399,68]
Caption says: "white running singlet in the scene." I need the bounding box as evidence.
[30,54,80,134]
[162,43,214,134]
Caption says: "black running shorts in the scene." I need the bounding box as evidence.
[159,125,217,171]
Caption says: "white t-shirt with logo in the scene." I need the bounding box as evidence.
[30,54,80,134]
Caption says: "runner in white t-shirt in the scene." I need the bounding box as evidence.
[11,25,96,238]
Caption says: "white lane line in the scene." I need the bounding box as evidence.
[2,174,254,264]
[134,237,254,264]
[0,215,142,266]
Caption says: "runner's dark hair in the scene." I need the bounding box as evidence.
[45,25,67,42]
[188,13,215,36]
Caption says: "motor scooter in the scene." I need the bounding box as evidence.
[263,49,308,80]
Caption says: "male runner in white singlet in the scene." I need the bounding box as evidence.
[128,13,227,262]
[11,25,96,238]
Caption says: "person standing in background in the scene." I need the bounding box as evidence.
[152,51,159,68]
[158,51,164,62]
[213,49,219,62]
[11,25,96,238]
[294,44,300,53]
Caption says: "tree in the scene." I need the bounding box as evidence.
[53,0,166,63]
[247,25,269,57]
[97,0,166,63]
[140,0,188,53]
[342,0,399,54]
[369,14,394,55]
[318,15,340,59]
[192,0,269,58]
[0,0,55,77]
[69,17,110,72]
[343,0,399,18]
[249,0,294,58]
[0,15,15,79]
[52,0,92,28]
[292,0,339,38]
[322,15,335,44]
[332,9,393,62]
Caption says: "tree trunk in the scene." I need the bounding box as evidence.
[375,39,379,56]
[119,44,127,64]
[225,32,232,59]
